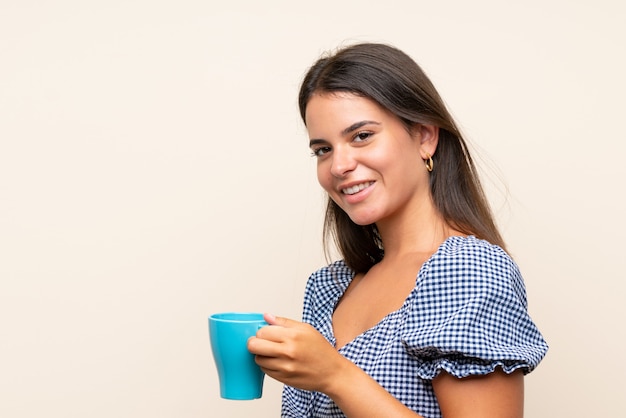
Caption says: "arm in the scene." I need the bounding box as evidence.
[433,369,524,418]
[247,314,423,418]
[335,364,525,418]
[248,314,525,418]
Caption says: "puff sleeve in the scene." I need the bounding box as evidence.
[400,238,548,380]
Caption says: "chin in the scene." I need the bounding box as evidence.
[346,212,380,226]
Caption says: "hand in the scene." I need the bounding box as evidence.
[247,313,346,392]
[249,314,423,417]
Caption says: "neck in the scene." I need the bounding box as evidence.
[376,200,459,259]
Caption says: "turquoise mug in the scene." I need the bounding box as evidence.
[209,312,267,400]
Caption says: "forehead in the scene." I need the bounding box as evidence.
[304,93,389,132]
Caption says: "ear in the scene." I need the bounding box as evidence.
[412,124,439,159]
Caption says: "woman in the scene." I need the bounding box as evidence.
[247,43,548,418]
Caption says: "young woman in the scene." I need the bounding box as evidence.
[247,43,548,418]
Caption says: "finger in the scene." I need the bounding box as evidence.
[264,313,300,328]
[247,335,284,357]
[256,322,290,342]
[263,312,278,324]
[247,336,266,355]
[254,355,281,373]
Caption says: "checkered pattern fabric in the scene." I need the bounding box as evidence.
[281,236,548,418]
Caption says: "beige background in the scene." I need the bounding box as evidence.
[1,1,624,416]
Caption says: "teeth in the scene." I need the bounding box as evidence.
[342,182,372,195]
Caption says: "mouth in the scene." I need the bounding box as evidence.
[341,181,374,195]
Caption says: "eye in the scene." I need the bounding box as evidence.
[353,131,373,142]
[311,146,332,157]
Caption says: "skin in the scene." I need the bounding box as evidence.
[247,93,524,417]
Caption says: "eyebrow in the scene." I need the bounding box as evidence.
[308,138,327,148]
[309,120,381,148]
[341,120,380,136]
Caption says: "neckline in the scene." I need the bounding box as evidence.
[328,235,472,351]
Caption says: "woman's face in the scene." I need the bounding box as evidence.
[305,92,437,227]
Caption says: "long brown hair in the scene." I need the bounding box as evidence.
[299,43,505,273]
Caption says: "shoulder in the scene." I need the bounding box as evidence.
[420,236,527,307]
[433,236,520,277]
[306,260,354,287]
[436,235,516,267]
[301,260,353,323]
[403,237,548,376]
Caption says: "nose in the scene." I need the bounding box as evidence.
[330,146,357,178]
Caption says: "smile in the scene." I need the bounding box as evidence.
[342,182,374,195]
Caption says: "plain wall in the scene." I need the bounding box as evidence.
[1,1,624,416]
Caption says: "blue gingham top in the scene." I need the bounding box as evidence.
[282,236,548,418]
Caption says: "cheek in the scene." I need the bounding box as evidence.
[316,164,332,191]
[317,164,328,189]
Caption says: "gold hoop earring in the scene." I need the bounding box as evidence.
[424,153,434,172]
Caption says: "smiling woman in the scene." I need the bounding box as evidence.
[306,93,433,230]
[246,43,548,418]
